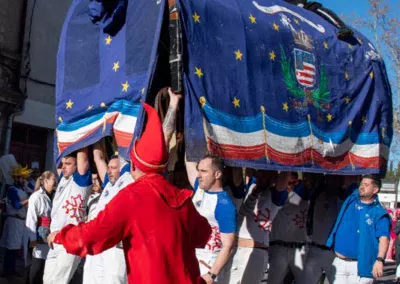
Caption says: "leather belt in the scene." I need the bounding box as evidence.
[337,256,357,262]
[308,242,332,251]
[270,240,305,248]
[237,237,268,251]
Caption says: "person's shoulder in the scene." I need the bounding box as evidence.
[217,191,236,208]
[30,189,43,198]
[375,203,390,216]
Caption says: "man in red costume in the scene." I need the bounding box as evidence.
[48,103,212,284]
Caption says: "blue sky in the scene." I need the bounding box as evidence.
[319,0,400,165]
[318,0,398,52]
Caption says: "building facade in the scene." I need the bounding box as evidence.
[0,0,72,172]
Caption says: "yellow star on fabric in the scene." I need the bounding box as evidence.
[294,18,300,25]
[87,105,94,110]
[357,38,363,44]
[66,99,74,109]
[195,67,203,78]
[381,127,386,137]
[232,97,240,108]
[58,116,63,122]
[269,51,276,61]
[348,44,353,49]
[100,102,107,108]
[273,23,279,31]
[140,88,145,94]
[249,14,256,24]
[234,50,243,60]
[362,116,367,124]
[282,102,289,112]
[122,81,130,92]
[105,36,112,45]
[112,61,120,72]
[323,41,328,49]
[326,113,333,122]
[345,71,349,80]
[345,97,351,104]
[192,13,200,23]
[369,72,374,79]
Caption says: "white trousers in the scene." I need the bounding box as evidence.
[43,245,81,284]
[225,247,268,284]
[267,245,307,284]
[83,246,127,284]
[196,249,230,283]
[329,257,373,284]
[301,246,335,284]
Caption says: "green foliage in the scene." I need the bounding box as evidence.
[383,162,400,182]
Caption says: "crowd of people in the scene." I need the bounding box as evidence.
[0,89,395,284]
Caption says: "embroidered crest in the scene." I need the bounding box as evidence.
[294,49,316,88]
[280,46,331,113]
[62,194,85,221]
[292,209,307,229]
[253,208,271,232]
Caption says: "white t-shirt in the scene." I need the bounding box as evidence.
[237,177,286,245]
[25,188,52,259]
[86,192,101,221]
[50,170,92,232]
[192,179,237,255]
[270,183,310,243]
[93,164,134,219]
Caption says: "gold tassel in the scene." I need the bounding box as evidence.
[261,106,270,163]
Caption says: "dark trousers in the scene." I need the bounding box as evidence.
[28,257,45,284]
[3,249,18,275]
[395,238,400,264]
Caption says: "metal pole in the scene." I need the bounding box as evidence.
[168,0,183,94]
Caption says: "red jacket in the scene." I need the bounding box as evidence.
[54,173,211,284]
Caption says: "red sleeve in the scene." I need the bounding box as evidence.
[188,202,211,248]
[54,189,134,257]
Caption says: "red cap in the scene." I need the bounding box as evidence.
[130,103,168,173]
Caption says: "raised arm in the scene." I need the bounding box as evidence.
[57,158,65,177]
[275,171,291,191]
[93,141,108,183]
[162,88,182,147]
[231,167,243,188]
[226,167,245,199]
[77,147,90,176]
[185,153,198,188]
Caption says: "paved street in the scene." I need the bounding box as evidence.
[0,248,83,284]
[0,249,397,284]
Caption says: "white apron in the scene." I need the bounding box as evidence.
[0,186,28,249]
